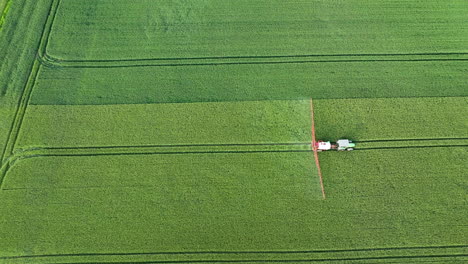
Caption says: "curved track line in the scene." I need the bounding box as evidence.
[49,52,468,63]
[2,139,466,188]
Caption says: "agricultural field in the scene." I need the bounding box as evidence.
[0,0,467,263]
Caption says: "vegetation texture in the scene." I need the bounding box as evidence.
[47,0,468,60]
[0,0,467,263]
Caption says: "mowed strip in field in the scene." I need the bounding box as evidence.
[46,0,468,60]
[0,148,466,262]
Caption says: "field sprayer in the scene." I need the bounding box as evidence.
[316,139,355,151]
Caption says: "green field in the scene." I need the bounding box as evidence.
[1,149,466,263]
[31,60,468,105]
[0,0,467,263]
[47,0,468,60]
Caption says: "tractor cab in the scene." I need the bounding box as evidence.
[336,139,355,151]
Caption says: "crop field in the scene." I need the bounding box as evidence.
[0,0,467,263]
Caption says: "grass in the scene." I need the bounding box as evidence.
[46,0,468,60]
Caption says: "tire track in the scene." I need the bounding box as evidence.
[356,138,468,143]
[0,142,313,188]
[43,253,468,264]
[356,145,468,151]
[49,52,468,63]
[0,245,465,262]
[2,138,466,187]
[40,56,468,69]
[14,142,311,152]
[354,138,468,151]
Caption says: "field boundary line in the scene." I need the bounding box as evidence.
[309,98,326,200]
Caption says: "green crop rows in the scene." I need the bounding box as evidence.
[0,0,467,263]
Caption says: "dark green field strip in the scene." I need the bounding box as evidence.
[31,62,468,105]
[45,0,468,61]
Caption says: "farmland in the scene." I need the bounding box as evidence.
[0,0,467,263]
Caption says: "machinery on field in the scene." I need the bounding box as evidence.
[316,139,355,151]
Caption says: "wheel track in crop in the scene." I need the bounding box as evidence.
[0,0,57,166]
[354,138,468,151]
[0,245,466,262]
[44,254,468,263]
[39,52,468,68]
[1,138,467,189]
[5,254,468,264]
